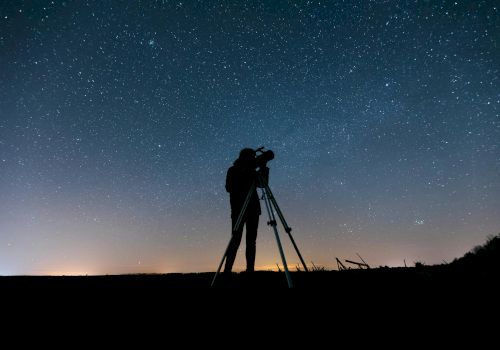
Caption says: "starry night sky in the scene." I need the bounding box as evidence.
[1,1,499,275]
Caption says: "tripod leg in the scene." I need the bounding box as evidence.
[211,181,257,287]
[211,240,230,287]
[261,186,293,288]
[264,184,309,273]
[232,182,257,233]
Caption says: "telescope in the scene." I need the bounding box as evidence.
[254,147,274,169]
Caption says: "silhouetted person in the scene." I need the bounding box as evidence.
[224,148,261,273]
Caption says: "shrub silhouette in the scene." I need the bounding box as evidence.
[310,261,327,272]
[414,261,426,269]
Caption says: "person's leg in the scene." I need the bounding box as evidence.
[245,215,259,272]
[224,217,244,273]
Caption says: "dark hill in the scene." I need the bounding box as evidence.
[449,233,500,273]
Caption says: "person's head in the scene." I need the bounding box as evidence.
[237,148,256,167]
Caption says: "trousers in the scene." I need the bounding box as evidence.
[224,214,259,273]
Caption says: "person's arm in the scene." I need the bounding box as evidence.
[225,167,235,193]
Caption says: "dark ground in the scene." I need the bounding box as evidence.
[2,264,498,329]
[0,264,496,291]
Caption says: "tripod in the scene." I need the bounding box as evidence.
[211,167,309,288]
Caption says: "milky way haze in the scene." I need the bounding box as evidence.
[1,1,498,275]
